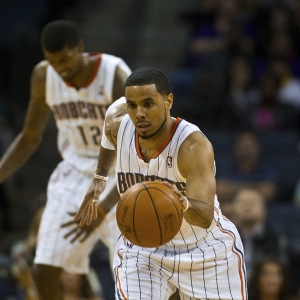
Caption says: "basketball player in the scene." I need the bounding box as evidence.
[76,67,248,299]
[0,20,131,299]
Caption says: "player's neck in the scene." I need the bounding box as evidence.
[138,117,175,161]
[68,55,98,89]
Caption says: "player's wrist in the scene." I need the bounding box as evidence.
[182,196,190,213]
[94,173,109,181]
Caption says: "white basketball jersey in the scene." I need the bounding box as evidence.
[46,53,131,175]
[115,115,221,246]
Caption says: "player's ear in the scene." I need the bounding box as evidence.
[165,93,173,110]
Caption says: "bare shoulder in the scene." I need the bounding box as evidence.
[114,65,129,81]
[178,131,215,175]
[105,102,127,146]
[32,60,48,81]
[181,131,213,154]
[23,60,51,132]
[112,65,130,100]
[31,60,48,97]
[30,60,49,110]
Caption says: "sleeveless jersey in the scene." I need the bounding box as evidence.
[46,53,131,175]
[115,114,221,246]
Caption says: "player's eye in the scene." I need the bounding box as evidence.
[127,103,136,109]
[144,102,152,108]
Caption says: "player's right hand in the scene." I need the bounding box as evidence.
[74,179,106,226]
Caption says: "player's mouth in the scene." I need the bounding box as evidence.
[136,122,151,132]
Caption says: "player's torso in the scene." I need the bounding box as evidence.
[116,115,219,245]
[46,53,129,173]
[116,116,187,193]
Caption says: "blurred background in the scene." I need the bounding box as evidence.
[1,0,300,299]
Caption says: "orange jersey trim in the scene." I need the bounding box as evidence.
[214,207,246,300]
[135,117,182,160]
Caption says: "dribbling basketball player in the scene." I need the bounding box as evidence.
[76,67,247,299]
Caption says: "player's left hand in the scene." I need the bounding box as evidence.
[61,212,104,243]
[74,179,106,226]
[161,181,189,211]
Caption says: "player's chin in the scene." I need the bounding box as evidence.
[137,131,150,139]
[136,129,154,140]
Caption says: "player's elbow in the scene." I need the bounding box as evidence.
[201,209,214,229]
[202,218,213,229]
[188,209,214,229]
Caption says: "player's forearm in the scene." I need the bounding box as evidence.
[98,185,120,214]
[95,146,116,176]
[183,198,214,228]
[0,133,41,183]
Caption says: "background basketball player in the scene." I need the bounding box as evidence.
[0,20,131,300]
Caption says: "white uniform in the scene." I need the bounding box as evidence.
[110,114,247,299]
[34,53,131,273]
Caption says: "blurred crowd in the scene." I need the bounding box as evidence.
[1,0,300,299]
[171,0,300,132]
[170,0,300,298]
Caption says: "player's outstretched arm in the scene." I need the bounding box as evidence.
[74,146,117,227]
[75,100,127,226]
[178,131,216,228]
[0,62,51,183]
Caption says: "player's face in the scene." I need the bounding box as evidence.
[125,84,173,140]
[43,43,84,81]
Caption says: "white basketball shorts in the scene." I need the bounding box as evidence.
[114,218,247,300]
[34,160,120,274]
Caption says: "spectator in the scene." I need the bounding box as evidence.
[221,55,260,129]
[216,128,279,208]
[248,257,295,300]
[171,0,259,127]
[254,5,300,79]
[189,0,257,68]
[250,72,298,132]
[257,5,292,53]
[231,188,291,280]
[268,57,300,111]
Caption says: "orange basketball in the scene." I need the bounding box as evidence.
[116,181,183,248]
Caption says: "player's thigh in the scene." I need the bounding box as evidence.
[35,162,98,273]
[177,225,246,300]
[114,242,176,299]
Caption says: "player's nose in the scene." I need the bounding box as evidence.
[135,107,146,119]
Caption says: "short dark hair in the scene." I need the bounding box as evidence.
[41,20,80,52]
[248,257,292,300]
[125,67,171,95]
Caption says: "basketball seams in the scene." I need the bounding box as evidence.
[132,188,144,247]
[145,185,183,246]
[145,184,183,227]
[156,188,183,226]
[148,187,183,227]
[117,186,146,246]
[144,187,163,246]
[117,181,183,247]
